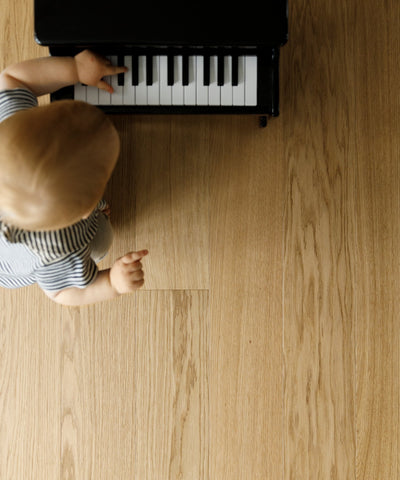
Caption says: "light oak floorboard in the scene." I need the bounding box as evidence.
[209,116,284,479]
[282,1,357,478]
[0,288,61,479]
[134,290,209,479]
[107,116,210,290]
[60,298,136,479]
[1,0,400,478]
[354,0,400,478]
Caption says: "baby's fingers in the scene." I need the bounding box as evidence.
[104,64,128,84]
[109,64,128,76]
[97,66,128,93]
[129,268,144,282]
[121,250,149,264]
[126,261,143,273]
[97,79,113,93]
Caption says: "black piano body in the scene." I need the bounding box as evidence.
[34,1,288,123]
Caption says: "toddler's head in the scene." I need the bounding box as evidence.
[0,100,120,230]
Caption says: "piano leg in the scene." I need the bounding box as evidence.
[259,115,268,128]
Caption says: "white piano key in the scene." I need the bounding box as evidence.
[98,55,112,105]
[98,82,111,105]
[110,56,124,105]
[86,85,99,104]
[123,55,135,105]
[147,55,160,105]
[208,55,220,106]
[245,56,257,106]
[73,52,258,110]
[184,55,196,105]
[135,55,147,105]
[233,56,245,106]
[196,56,208,105]
[160,55,172,105]
[172,56,184,105]
[74,83,87,102]
[221,56,233,106]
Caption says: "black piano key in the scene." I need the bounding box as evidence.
[131,54,139,86]
[232,54,239,86]
[217,55,224,86]
[182,54,189,86]
[146,55,153,86]
[167,55,174,86]
[203,54,210,86]
[117,55,125,86]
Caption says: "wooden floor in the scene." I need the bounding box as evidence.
[1,0,399,478]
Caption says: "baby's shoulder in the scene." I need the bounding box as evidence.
[0,88,38,123]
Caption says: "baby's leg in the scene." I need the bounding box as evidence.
[89,213,113,263]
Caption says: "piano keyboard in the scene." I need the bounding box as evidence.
[74,54,258,107]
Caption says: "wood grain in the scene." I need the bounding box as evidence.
[60,299,137,479]
[107,116,210,290]
[0,0,400,478]
[282,0,357,478]
[354,0,400,478]
[134,290,209,479]
[208,116,284,479]
[0,287,61,479]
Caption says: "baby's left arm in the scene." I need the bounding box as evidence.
[0,49,127,97]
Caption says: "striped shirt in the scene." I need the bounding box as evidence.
[0,88,38,121]
[0,89,103,291]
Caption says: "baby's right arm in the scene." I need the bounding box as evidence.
[44,250,148,306]
[0,49,127,97]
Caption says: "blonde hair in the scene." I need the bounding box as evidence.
[0,100,120,231]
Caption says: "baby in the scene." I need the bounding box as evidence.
[0,49,148,306]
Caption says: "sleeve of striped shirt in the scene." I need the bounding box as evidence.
[34,246,99,292]
[0,88,38,123]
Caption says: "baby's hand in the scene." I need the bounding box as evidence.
[74,49,127,94]
[109,250,149,294]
